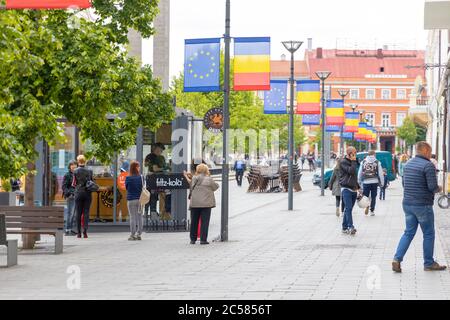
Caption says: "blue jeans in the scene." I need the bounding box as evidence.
[342,189,357,230]
[363,183,378,211]
[394,204,435,267]
[64,197,76,232]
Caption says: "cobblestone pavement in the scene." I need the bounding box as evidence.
[1,172,450,300]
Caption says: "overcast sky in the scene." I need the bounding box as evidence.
[143,0,428,80]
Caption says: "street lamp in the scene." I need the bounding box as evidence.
[282,40,303,211]
[316,71,331,197]
[338,89,349,157]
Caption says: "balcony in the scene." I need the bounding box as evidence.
[409,96,430,127]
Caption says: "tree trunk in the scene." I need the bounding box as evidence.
[23,161,37,249]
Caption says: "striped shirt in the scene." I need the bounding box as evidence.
[402,155,439,206]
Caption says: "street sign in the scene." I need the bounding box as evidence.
[5,0,91,9]
[424,1,450,30]
[147,173,190,190]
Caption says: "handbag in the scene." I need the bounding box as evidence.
[139,175,150,205]
[86,180,99,192]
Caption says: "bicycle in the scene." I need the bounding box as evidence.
[437,192,450,209]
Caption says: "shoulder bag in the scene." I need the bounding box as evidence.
[139,175,151,205]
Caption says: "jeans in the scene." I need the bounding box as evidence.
[235,170,244,186]
[127,199,143,236]
[342,189,357,230]
[64,196,76,232]
[394,204,435,267]
[75,192,92,233]
[379,187,386,200]
[363,183,378,212]
[190,208,212,242]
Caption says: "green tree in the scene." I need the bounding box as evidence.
[397,117,417,151]
[415,123,427,143]
[0,6,173,182]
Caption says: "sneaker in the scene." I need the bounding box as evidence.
[128,235,136,241]
[424,262,447,271]
[370,211,375,216]
[190,240,196,245]
[392,260,402,273]
[136,235,142,241]
[200,241,210,245]
[349,227,357,235]
[364,207,369,215]
[77,233,82,238]
[342,229,349,234]
[83,231,88,239]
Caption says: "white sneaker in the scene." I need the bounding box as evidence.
[370,211,375,216]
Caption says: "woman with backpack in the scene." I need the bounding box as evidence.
[183,164,219,245]
[125,161,144,241]
[73,155,94,238]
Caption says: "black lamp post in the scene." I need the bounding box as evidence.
[282,40,303,211]
[338,89,349,157]
[316,71,331,197]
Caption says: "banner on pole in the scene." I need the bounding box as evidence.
[184,38,221,92]
[264,80,287,114]
[344,112,359,133]
[234,37,271,91]
[342,132,354,140]
[326,99,344,125]
[5,0,91,9]
[302,114,321,125]
[296,80,321,114]
[326,125,341,133]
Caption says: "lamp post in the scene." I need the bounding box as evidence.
[338,89,349,157]
[316,71,332,196]
[365,116,370,151]
[282,40,303,211]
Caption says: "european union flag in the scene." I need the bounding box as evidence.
[326,125,341,132]
[184,38,221,92]
[302,114,320,125]
[264,80,287,114]
[342,132,354,140]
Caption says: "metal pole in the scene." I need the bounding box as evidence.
[220,0,231,242]
[113,152,118,224]
[320,79,326,196]
[288,51,294,210]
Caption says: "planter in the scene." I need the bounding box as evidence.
[0,192,16,206]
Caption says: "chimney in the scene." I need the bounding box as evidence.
[307,38,313,51]
[281,54,286,61]
[376,48,383,59]
[316,47,323,59]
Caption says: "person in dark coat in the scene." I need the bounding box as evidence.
[62,160,77,235]
[72,155,94,238]
[329,158,345,217]
[339,147,360,235]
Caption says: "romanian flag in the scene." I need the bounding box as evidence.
[296,80,321,114]
[234,37,271,91]
[355,122,368,141]
[5,0,91,9]
[326,99,344,125]
[344,112,359,133]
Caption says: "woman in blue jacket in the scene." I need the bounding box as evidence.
[125,161,144,241]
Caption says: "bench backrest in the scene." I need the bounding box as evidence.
[0,214,6,245]
[0,206,64,230]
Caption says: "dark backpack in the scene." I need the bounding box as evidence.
[362,160,379,179]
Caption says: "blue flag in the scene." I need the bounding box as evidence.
[342,132,353,140]
[326,125,341,132]
[184,38,221,92]
[302,114,320,125]
[264,80,287,114]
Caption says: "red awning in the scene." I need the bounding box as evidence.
[6,0,91,9]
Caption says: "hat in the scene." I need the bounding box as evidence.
[120,161,130,172]
[152,143,166,151]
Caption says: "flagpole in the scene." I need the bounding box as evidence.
[221,0,231,242]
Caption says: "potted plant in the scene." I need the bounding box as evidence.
[0,179,17,206]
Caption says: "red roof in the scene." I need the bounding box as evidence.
[270,60,309,79]
[305,49,425,80]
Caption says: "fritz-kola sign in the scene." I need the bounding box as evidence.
[147,173,190,190]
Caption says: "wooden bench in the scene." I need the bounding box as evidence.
[0,206,64,254]
[0,214,18,267]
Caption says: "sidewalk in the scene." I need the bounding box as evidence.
[1,174,450,300]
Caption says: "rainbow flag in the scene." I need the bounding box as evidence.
[5,0,91,8]
[234,37,271,91]
[326,99,344,125]
[296,80,321,114]
[344,112,359,133]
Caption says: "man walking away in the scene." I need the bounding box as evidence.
[339,147,359,235]
[392,141,446,273]
[358,150,384,216]
[379,168,389,201]
[233,158,246,187]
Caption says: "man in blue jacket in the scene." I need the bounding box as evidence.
[392,141,447,272]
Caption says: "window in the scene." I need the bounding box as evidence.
[382,113,391,128]
[350,89,359,100]
[382,89,391,100]
[397,89,407,100]
[365,113,375,126]
[380,67,385,73]
[366,89,375,100]
[396,113,407,127]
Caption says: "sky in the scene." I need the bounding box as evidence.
[142,0,429,80]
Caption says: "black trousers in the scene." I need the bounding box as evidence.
[190,208,212,242]
[75,192,92,233]
[235,170,244,186]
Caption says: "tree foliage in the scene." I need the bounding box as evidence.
[0,3,174,179]
[397,117,417,148]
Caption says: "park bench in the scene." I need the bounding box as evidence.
[0,206,64,254]
[0,214,18,267]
